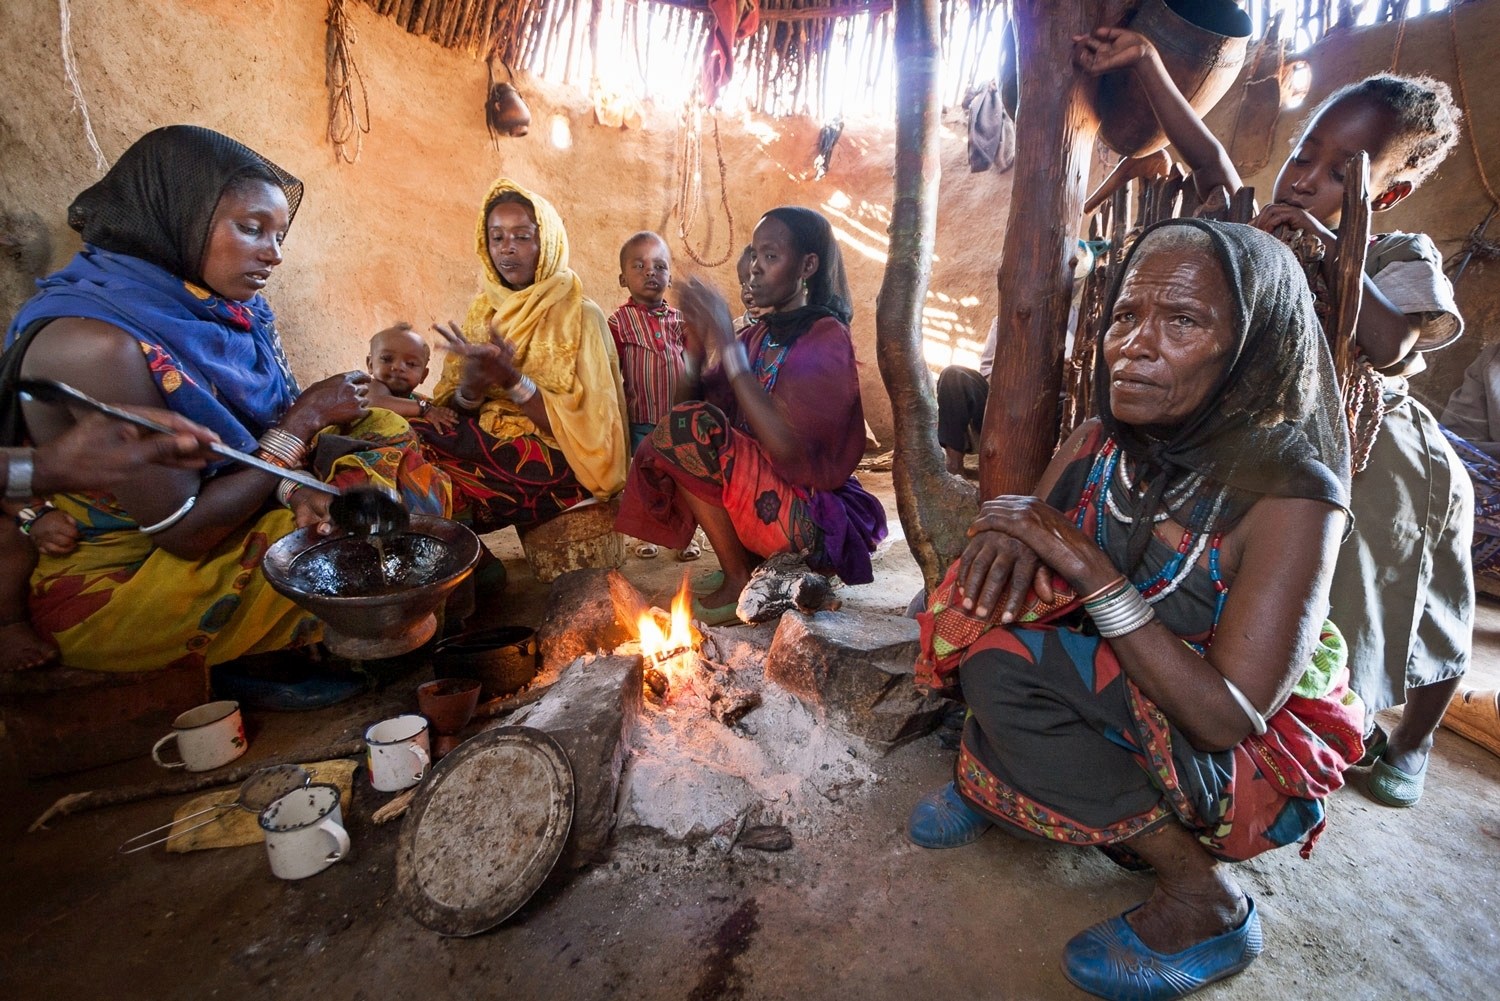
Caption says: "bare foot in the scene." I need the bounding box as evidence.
[1,620,58,671]
[1126,878,1247,955]
[699,573,751,610]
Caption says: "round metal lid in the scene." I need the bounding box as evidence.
[396,726,574,936]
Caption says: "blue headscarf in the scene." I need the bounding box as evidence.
[4,126,304,454]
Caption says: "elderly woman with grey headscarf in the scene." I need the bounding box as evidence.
[909,219,1365,1001]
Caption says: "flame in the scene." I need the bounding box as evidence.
[637,578,696,687]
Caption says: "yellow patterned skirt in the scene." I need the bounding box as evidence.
[28,410,451,672]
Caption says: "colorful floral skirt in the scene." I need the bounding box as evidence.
[29,411,450,673]
[615,401,821,560]
[954,621,1362,863]
[415,415,592,534]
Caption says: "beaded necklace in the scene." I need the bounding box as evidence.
[1075,438,1230,641]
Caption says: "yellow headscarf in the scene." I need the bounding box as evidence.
[433,178,627,498]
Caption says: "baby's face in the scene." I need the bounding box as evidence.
[367,331,429,396]
[620,239,671,306]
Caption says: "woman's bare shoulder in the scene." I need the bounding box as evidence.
[22,317,158,403]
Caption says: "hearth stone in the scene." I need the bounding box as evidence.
[764,609,951,752]
[505,651,643,869]
[536,568,648,676]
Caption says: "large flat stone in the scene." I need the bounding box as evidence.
[764,609,949,752]
[505,651,643,869]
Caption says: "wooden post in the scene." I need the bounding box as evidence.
[978,0,1126,499]
[876,0,976,590]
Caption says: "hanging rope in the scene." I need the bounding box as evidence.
[1388,0,1408,71]
[673,102,736,267]
[1447,2,1500,210]
[327,0,372,164]
[58,0,106,173]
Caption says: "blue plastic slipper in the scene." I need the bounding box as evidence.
[907,782,992,848]
[211,665,365,712]
[1063,897,1263,1001]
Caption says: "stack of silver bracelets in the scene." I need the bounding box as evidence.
[255,427,309,508]
[1082,576,1156,638]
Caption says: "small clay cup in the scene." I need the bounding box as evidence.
[416,678,481,760]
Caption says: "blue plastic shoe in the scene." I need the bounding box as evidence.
[1063,897,1263,1001]
[907,782,993,848]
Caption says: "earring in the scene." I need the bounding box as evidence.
[801,280,809,290]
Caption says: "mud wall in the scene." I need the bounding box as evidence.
[0,0,1016,446]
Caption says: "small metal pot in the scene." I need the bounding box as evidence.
[433,626,540,701]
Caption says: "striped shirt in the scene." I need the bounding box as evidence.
[607,300,687,425]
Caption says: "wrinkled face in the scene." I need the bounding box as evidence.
[1103,247,1235,428]
[486,201,540,289]
[1272,96,1403,228]
[746,217,817,313]
[619,237,671,306]
[367,329,430,396]
[200,179,289,302]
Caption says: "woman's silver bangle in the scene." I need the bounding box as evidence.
[138,493,198,535]
[276,477,300,508]
[504,375,538,406]
[452,386,484,411]
[3,447,35,502]
[257,427,307,469]
[1085,582,1156,638]
[1222,676,1269,736]
[722,342,751,381]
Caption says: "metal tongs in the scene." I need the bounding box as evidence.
[19,378,409,535]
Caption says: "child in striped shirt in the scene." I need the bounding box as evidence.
[608,232,697,559]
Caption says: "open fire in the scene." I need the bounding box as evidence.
[635,580,699,699]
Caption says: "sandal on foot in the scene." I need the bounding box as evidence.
[907,782,992,848]
[690,570,726,595]
[1063,897,1263,1001]
[1355,722,1389,767]
[1369,754,1428,807]
[634,542,660,559]
[690,595,741,626]
[675,540,702,561]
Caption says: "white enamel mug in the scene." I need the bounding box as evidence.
[151,701,247,772]
[258,783,350,880]
[365,714,431,792]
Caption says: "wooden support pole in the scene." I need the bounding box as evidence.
[978,0,1125,500]
[876,0,974,590]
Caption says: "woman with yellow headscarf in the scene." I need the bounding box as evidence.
[424,179,628,534]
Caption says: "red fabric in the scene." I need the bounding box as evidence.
[703,0,760,106]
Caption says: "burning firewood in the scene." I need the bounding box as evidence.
[736,553,841,624]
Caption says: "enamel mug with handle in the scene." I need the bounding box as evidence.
[151,701,247,772]
[258,783,350,880]
[365,714,431,792]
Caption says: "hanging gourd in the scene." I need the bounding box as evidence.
[486,57,531,141]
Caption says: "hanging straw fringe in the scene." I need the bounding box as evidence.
[58,0,106,173]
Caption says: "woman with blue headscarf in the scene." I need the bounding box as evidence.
[1,126,449,678]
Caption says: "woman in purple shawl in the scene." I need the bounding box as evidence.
[615,207,886,622]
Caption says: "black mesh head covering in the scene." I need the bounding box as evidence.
[1094,218,1351,570]
[67,125,303,286]
[759,206,853,326]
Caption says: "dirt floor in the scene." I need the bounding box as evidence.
[2,469,1497,1000]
